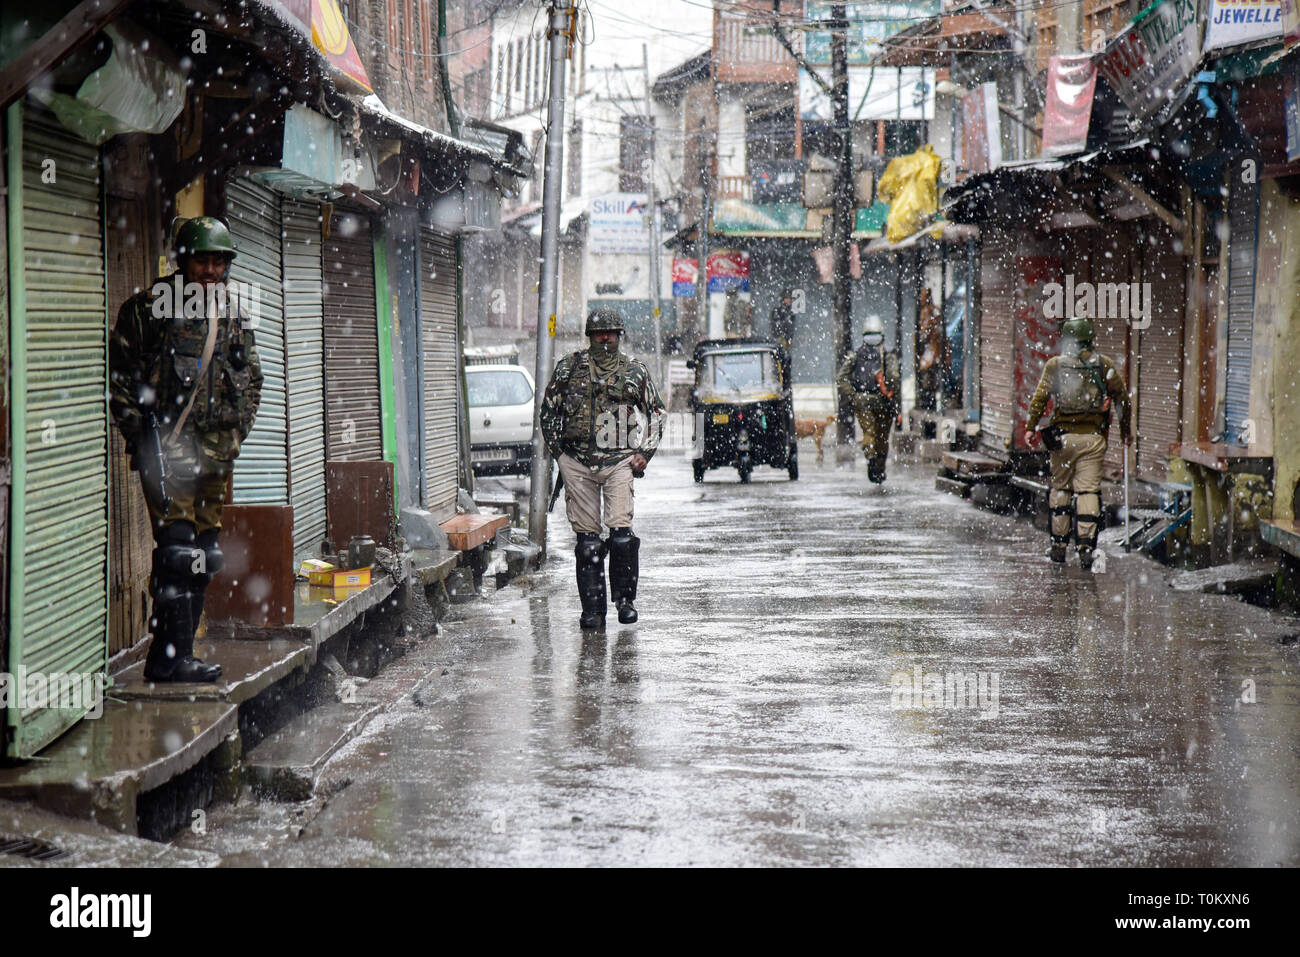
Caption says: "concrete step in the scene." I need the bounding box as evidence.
[1170,559,1280,595]
[0,699,237,834]
[936,475,971,498]
[244,701,383,801]
[111,635,313,704]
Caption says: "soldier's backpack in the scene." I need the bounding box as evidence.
[850,342,886,393]
[1054,354,1110,417]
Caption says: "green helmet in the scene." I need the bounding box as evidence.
[175,216,237,260]
[585,307,625,335]
[1061,317,1094,343]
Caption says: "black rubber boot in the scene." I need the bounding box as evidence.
[144,529,222,683]
[1076,510,1100,571]
[1049,503,1072,563]
[608,528,640,624]
[575,533,607,630]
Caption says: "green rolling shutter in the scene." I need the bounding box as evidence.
[6,108,109,758]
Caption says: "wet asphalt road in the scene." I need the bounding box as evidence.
[200,454,1300,866]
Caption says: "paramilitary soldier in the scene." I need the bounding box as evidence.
[540,307,667,629]
[109,216,263,682]
[836,315,901,483]
[1025,316,1131,569]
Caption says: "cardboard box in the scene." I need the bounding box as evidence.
[307,566,372,588]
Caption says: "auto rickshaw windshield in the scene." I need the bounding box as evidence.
[699,350,780,397]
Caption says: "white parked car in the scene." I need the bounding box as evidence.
[466,363,536,477]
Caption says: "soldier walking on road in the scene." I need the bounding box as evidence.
[837,315,901,483]
[1025,317,1131,569]
[109,217,263,682]
[540,307,667,629]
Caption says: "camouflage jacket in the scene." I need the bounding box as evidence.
[540,349,666,469]
[109,275,263,465]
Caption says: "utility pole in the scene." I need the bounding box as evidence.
[527,0,575,552]
[694,121,711,344]
[643,44,664,390]
[831,3,855,452]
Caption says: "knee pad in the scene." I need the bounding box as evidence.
[576,532,606,566]
[607,527,637,548]
[196,530,224,578]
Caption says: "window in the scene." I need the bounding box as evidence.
[620,116,652,193]
[467,370,534,407]
[567,121,583,197]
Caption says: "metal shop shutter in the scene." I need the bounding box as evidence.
[1223,171,1259,444]
[1089,228,1133,480]
[1136,226,1184,483]
[7,110,109,757]
[323,210,383,462]
[418,228,460,513]
[227,177,288,503]
[978,232,1016,455]
[282,200,327,559]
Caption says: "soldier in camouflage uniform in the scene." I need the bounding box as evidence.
[109,217,263,682]
[540,307,666,629]
[1025,317,1130,570]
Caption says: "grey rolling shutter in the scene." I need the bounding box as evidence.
[1223,171,1259,445]
[978,232,1015,455]
[282,200,327,559]
[1136,225,1184,482]
[227,177,288,503]
[324,211,383,462]
[7,110,109,757]
[1090,228,1132,479]
[418,228,460,513]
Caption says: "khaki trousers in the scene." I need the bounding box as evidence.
[853,394,893,459]
[1049,432,1106,544]
[559,453,635,534]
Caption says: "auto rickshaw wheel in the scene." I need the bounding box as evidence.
[787,447,799,481]
[738,465,752,484]
[692,459,705,483]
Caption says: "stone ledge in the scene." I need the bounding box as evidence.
[0,699,236,834]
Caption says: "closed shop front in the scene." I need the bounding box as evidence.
[282,200,327,559]
[978,230,1016,454]
[227,176,288,504]
[1223,169,1259,444]
[1135,225,1184,482]
[418,228,460,514]
[6,109,109,757]
[324,210,383,462]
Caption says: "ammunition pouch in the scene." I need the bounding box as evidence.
[1041,426,1064,452]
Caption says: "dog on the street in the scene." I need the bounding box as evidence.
[795,414,836,466]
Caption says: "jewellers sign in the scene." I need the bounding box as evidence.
[1205,0,1283,51]
[1095,0,1202,124]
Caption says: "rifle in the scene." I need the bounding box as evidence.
[547,467,564,513]
[137,408,172,516]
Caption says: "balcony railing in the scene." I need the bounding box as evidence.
[714,12,797,84]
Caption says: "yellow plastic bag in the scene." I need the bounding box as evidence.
[877,145,941,244]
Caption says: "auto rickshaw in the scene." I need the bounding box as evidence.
[688,338,797,483]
